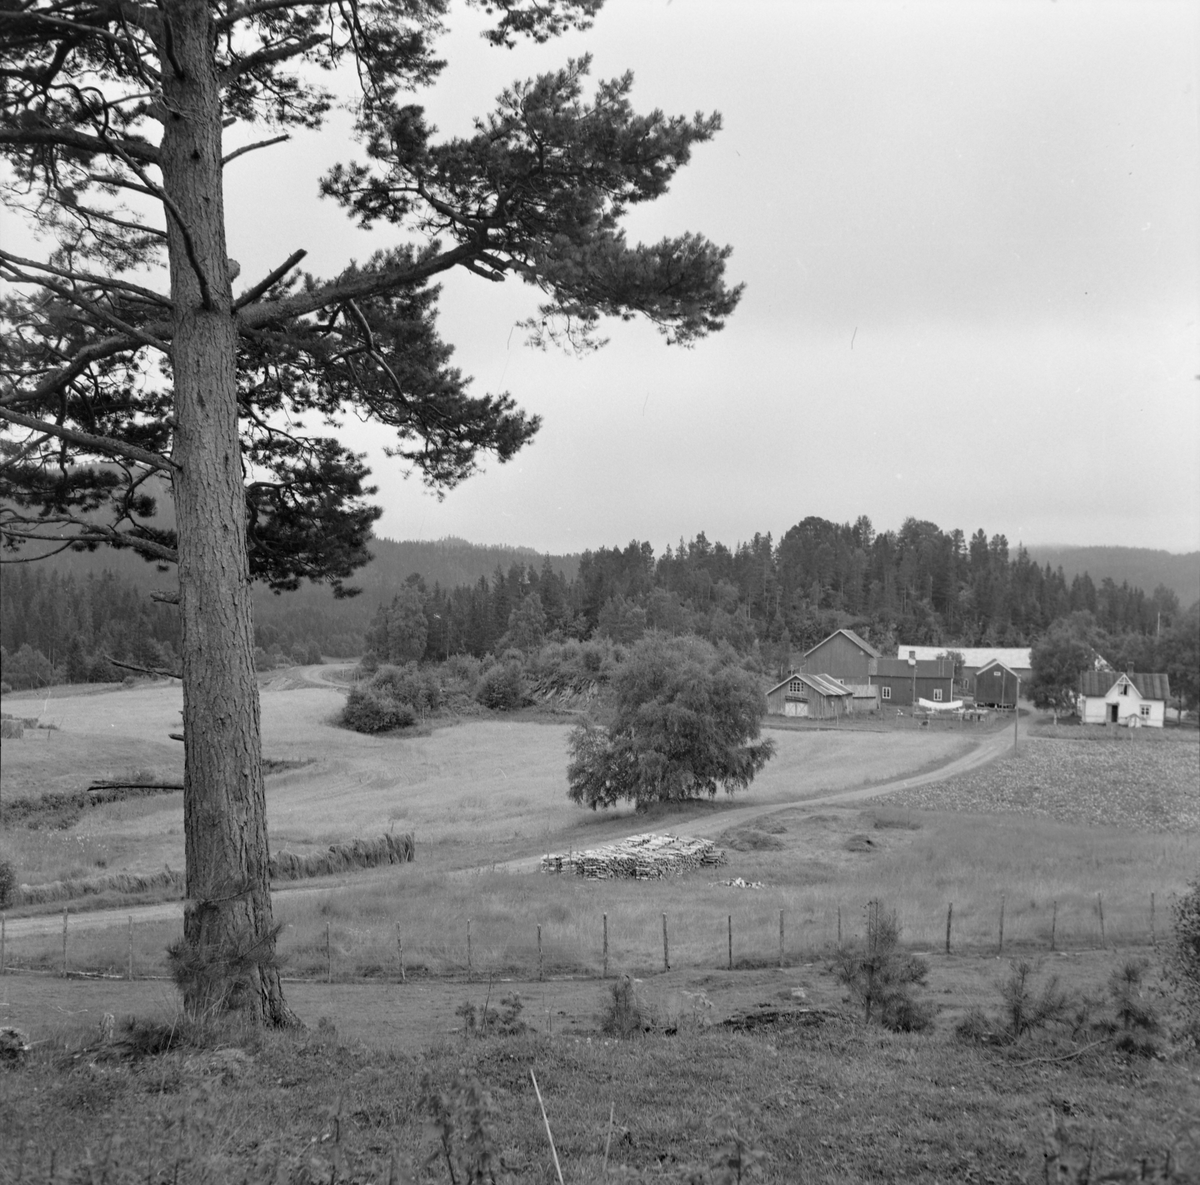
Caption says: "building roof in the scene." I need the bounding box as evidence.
[895,645,1032,669]
[769,672,854,698]
[1079,671,1171,700]
[975,659,1019,677]
[875,658,954,679]
[803,628,881,660]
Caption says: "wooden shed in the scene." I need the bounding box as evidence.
[766,672,854,720]
[974,659,1020,708]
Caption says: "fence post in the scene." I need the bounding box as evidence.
[602,913,608,979]
[127,916,134,981]
[997,894,1005,957]
[728,915,732,971]
[837,906,842,950]
[62,906,68,976]
[1097,893,1106,948]
[1050,900,1057,951]
[945,902,953,955]
[662,913,669,972]
[1150,892,1156,948]
[537,924,543,981]
[396,924,405,983]
[325,921,331,983]
[467,918,473,981]
[1,912,5,975]
[778,909,784,969]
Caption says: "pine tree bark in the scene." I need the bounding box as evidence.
[157,0,293,1026]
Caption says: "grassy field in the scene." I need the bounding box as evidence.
[1,678,971,888]
[2,682,1198,1182]
[1,952,1197,1184]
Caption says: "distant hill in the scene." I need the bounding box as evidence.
[1024,546,1199,610]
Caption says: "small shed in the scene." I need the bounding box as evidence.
[1079,671,1170,728]
[766,672,854,720]
[974,659,1021,708]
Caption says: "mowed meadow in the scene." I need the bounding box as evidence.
[2,676,1196,982]
[2,675,970,881]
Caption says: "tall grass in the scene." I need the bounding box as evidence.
[13,806,1186,981]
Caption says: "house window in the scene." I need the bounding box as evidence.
[1140,703,1151,718]
[934,689,943,701]
[881,686,892,700]
[1120,682,1128,695]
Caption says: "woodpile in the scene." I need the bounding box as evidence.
[541,832,726,880]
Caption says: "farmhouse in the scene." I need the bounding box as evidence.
[766,672,854,719]
[1078,671,1171,728]
[893,644,1031,698]
[873,656,955,708]
[974,659,1021,708]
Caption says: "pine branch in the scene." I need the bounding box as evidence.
[0,405,177,473]
[222,133,290,166]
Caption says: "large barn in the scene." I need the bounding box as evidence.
[766,672,854,719]
[873,656,955,708]
[798,629,880,704]
[892,644,1031,698]
[1078,671,1171,728]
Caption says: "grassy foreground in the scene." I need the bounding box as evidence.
[2,968,1197,1185]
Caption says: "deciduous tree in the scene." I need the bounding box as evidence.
[0,0,740,1022]
[567,633,774,810]
[1029,621,1096,723]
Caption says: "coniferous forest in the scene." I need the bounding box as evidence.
[2,515,1194,701]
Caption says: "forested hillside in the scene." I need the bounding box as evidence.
[4,515,1191,695]
[1024,545,1199,611]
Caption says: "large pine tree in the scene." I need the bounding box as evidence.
[0,0,740,1023]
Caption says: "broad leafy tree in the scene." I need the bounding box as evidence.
[567,634,774,810]
[1029,621,1096,723]
[0,0,740,1022]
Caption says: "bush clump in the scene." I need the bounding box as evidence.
[0,859,15,909]
[1164,879,1200,1045]
[475,658,526,710]
[340,685,416,733]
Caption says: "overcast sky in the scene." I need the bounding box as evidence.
[225,1,1197,556]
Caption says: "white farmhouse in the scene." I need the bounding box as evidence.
[1078,671,1171,728]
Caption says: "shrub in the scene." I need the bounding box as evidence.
[370,663,442,715]
[601,975,648,1037]
[455,991,527,1037]
[340,686,416,733]
[0,859,14,909]
[998,959,1072,1040]
[833,902,930,1031]
[1164,879,1200,1043]
[475,659,526,710]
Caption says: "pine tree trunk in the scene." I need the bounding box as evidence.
[158,0,293,1026]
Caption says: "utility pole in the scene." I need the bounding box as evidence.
[1013,675,1020,752]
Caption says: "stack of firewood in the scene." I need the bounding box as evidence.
[541,832,726,879]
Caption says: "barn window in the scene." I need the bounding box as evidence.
[790,680,803,693]
[934,689,943,701]
[993,670,1001,677]
[881,686,892,700]
[1140,703,1151,718]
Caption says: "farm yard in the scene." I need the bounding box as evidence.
[2,676,1199,1183]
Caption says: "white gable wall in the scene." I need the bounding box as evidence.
[1079,676,1165,728]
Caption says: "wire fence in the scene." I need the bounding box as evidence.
[0,887,1175,983]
